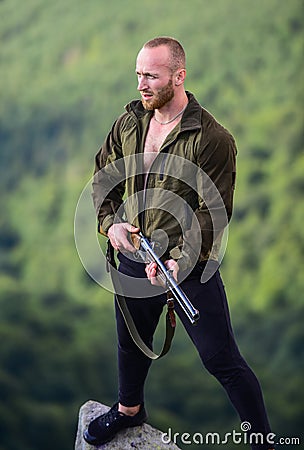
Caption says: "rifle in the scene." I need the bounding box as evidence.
[131,232,200,325]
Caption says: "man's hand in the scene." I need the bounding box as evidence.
[145,259,179,286]
[108,223,140,253]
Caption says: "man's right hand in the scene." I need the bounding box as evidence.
[107,223,140,253]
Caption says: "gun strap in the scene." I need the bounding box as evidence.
[106,240,175,360]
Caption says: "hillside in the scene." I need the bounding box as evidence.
[0,0,303,449]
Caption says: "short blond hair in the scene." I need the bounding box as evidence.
[143,36,186,72]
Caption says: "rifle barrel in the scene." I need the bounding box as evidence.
[138,233,200,325]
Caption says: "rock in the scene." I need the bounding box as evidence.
[75,400,182,450]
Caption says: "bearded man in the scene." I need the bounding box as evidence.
[84,37,274,450]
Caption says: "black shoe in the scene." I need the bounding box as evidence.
[83,402,147,446]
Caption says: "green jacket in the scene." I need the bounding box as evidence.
[92,92,237,272]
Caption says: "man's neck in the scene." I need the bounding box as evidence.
[155,91,188,124]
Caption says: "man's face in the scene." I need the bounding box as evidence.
[136,45,175,110]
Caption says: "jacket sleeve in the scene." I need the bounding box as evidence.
[92,115,126,235]
[177,126,237,272]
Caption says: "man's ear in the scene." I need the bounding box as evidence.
[175,68,186,86]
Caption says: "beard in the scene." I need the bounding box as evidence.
[141,79,174,110]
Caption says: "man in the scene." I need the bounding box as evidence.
[85,37,274,450]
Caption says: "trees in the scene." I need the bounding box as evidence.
[0,0,303,448]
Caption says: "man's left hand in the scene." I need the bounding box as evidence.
[145,259,179,286]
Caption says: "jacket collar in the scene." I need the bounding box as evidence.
[125,91,202,132]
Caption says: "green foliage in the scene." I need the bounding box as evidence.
[0,0,303,449]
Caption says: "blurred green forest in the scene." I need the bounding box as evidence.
[0,0,303,449]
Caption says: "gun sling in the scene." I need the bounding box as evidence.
[106,240,176,360]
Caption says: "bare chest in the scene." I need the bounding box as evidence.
[143,120,176,173]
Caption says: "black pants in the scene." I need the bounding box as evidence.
[115,254,272,450]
